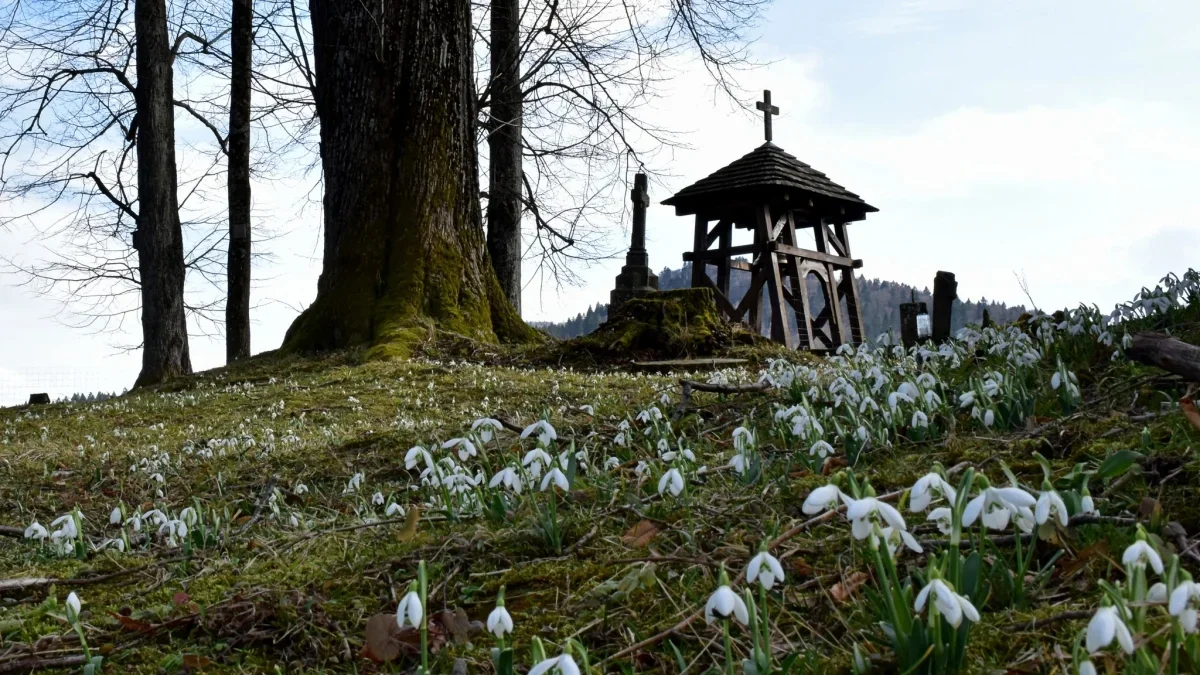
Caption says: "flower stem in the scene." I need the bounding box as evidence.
[723,619,734,675]
[418,560,429,674]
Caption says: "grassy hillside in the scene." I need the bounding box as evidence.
[1,272,1198,674]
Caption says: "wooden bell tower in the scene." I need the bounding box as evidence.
[661,91,878,351]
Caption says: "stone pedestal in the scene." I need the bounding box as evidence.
[610,173,659,308]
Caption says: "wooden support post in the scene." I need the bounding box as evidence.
[748,222,764,334]
[784,212,813,349]
[717,220,732,297]
[812,221,845,346]
[757,204,793,347]
[932,271,958,343]
[691,216,708,288]
[834,222,866,344]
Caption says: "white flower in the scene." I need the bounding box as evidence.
[914,578,979,628]
[486,605,513,638]
[983,409,995,427]
[732,426,754,452]
[958,391,976,408]
[909,473,956,512]
[613,431,628,447]
[846,497,908,536]
[385,502,405,517]
[962,486,1037,529]
[1034,489,1069,527]
[1080,492,1097,515]
[521,420,558,446]
[1122,540,1164,575]
[396,589,424,628]
[529,653,580,675]
[728,453,749,475]
[294,483,309,495]
[442,437,477,461]
[1148,582,1168,604]
[372,492,385,506]
[522,448,553,477]
[636,407,662,424]
[809,440,834,458]
[65,591,82,620]
[1051,372,1062,390]
[345,472,364,492]
[579,404,594,416]
[879,526,923,557]
[179,507,199,525]
[747,550,785,590]
[471,417,504,443]
[802,484,845,515]
[1077,659,1097,675]
[109,506,122,525]
[658,468,685,497]
[603,456,621,471]
[927,507,953,534]
[911,410,929,428]
[704,585,749,625]
[24,521,48,540]
[540,467,570,492]
[1169,581,1200,633]
[489,467,523,494]
[1086,605,1134,655]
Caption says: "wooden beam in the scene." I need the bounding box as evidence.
[782,210,814,350]
[691,215,707,287]
[717,223,733,296]
[705,219,730,248]
[684,243,762,261]
[770,242,862,269]
[728,259,752,273]
[758,204,794,348]
[834,222,866,344]
[735,268,767,322]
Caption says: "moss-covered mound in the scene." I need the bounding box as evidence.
[561,288,767,359]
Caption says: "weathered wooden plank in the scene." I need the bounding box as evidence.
[758,204,794,348]
[691,215,708,287]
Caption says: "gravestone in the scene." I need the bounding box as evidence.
[609,173,659,308]
[932,271,958,343]
[900,301,929,348]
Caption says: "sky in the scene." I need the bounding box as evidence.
[3,0,1199,403]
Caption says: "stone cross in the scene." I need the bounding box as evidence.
[756,90,779,143]
[628,173,649,266]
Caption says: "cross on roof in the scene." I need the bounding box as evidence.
[755,89,779,143]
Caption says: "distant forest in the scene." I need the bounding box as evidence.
[532,262,1027,340]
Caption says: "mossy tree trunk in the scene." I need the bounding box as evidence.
[284,0,534,356]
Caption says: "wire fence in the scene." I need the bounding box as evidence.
[0,369,122,408]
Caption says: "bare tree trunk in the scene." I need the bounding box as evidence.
[283,0,534,356]
[226,0,253,362]
[134,0,192,387]
[486,0,523,315]
[1127,332,1200,382]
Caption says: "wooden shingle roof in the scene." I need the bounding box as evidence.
[662,142,877,218]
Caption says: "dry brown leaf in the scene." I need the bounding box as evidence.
[1059,541,1109,579]
[397,507,420,542]
[830,571,869,604]
[112,613,152,632]
[1181,396,1200,433]
[362,613,403,663]
[621,520,659,548]
[821,457,847,476]
[788,557,814,578]
[182,654,213,669]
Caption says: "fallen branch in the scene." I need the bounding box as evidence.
[0,555,193,594]
[676,379,772,418]
[0,654,89,673]
[1166,521,1200,567]
[1006,609,1091,632]
[1126,332,1200,382]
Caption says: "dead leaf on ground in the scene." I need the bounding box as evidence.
[112,613,152,633]
[362,614,402,663]
[1058,541,1109,579]
[621,520,659,548]
[830,571,869,604]
[1181,396,1200,433]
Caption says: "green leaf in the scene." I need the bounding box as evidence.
[1097,449,1142,480]
[667,639,687,672]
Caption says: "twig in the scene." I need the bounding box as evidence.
[1006,609,1091,632]
[1166,522,1200,567]
[237,475,280,534]
[0,555,192,594]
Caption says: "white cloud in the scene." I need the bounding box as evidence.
[849,0,963,36]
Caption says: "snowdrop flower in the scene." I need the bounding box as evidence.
[51,514,79,540]
[887,391,913,409]
[1077,660,1098,675]
[109,506,123,526]
[487,603,513,639]
[578,404,594,416]
[1169,580,1199,633]
[1035,485,1069,527]
[1122,539,1164,575]
[802,484,845,515]
[879,526,923,558]
[372,492,385,506]
[728,453,749,475]
[636,407,662,423]
[489,466,524,494]
[656,438,670,454]
[1148,582,1168,604]
[522,448,553,478]
[1051,372,1062,390]
[345,472,364,493]
[746,548,785,590]
[705,570,749,625]
[24,521,48,540]
[529,653,580,675]
[385,502,405,517]
[914,578,979,628]
[1086,605,1134,655]
[396,586,424,629]
[809,440,834,458]
[159,519,188,546]
[958,391,976,408]
[521,420,557,446]
[471,417,504,443]
[65,591,82,621]
[603,456,621,471]
[983,409,996,427]
[732,426,754,451]
[909,472,956,512]
[1080,488,1097,515]
[911,410,929,428]
[293,483,309,495]
[658,468,684,497]
[179,506,199,526]
[846,496,908,539]
[962,485,1037,528]
[613,431,627,447]
[927,507,953,535]
[442,437,477,461]
[540,467,570,492]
